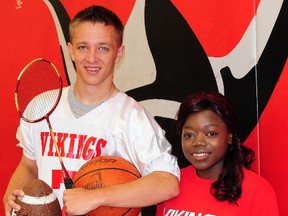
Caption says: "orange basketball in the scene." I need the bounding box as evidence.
[73,156,142,216]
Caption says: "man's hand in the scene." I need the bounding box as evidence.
[4,189,25,216]
[63,188,98,216]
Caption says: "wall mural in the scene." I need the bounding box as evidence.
[1,0,287,215]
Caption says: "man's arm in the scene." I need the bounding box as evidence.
[63,171,179,215]
[3,155,38,216]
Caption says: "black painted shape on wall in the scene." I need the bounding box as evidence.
[47,0,72,85]
[48,0,71,42]
[222,0,288,141]
[256,0,288,113]
[127,0,218,102]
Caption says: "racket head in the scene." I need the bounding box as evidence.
[15,58,63,123]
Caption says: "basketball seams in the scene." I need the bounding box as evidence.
[74,167,141,184]
[73,156,142,215]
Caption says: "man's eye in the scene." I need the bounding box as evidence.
[78,45,87,50]
[99,47,109,51]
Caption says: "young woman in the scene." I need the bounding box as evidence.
[157,91,279,215]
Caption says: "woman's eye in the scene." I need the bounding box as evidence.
[183,133,193,138]
[207,132,218,137]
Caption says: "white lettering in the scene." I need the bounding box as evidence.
[165,209,216,216]
[15,0,23,9]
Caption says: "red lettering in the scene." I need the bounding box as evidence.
[41,131,108,160]
[82,137,97,160]
[40,132,50,156]
[56,132,67,157]
[66,133,77,158]
[94,138,107,157]
[75,135,87,159]
[47,133,55,156]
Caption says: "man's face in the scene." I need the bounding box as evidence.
[68,22,124,87]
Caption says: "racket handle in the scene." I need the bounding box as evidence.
[65,177,85,216]
[64,178,85,216]
[64,177,75,189]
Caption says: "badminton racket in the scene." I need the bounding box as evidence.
[15,58,74,189]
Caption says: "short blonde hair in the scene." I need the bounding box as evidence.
[69,5,124,46]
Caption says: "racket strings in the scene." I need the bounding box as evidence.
[15,59,75,188]
[16,59,62,122]
[22,90,60,121]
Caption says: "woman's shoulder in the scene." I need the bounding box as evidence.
[242,168,277,194]
[240,169,279,214]
[243,169,269,182]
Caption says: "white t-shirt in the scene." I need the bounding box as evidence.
[17,86,180,206]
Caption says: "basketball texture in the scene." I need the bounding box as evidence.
[73,156,142,216]
[13,179,61,216]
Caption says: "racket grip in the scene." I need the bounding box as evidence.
[64,177,85,216]
[64,177,75,189]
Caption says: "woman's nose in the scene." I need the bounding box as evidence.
[193,133,206,146]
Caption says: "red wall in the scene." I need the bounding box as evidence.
[1,0,287,215]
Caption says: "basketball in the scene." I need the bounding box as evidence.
[73,156,142,216]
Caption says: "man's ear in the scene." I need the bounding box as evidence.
[115,45,125,64]
[68,42,75,61]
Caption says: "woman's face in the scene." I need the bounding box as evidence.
[181,110,232,179]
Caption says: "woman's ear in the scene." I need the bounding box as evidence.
[228,134,233,144]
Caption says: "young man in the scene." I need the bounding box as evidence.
[3,5,180,216]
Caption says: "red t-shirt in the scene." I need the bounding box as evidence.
[157,165,279,216]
